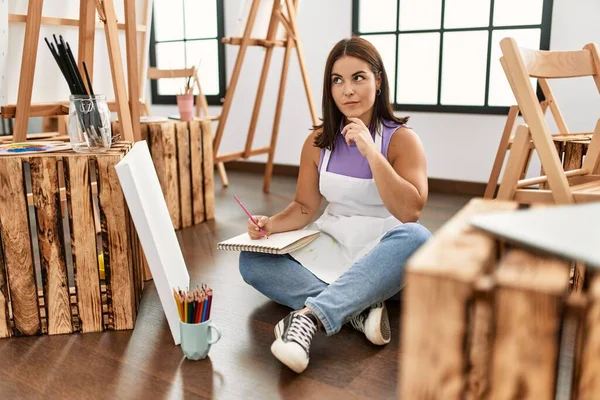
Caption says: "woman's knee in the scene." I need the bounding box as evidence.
[384,222,432,247]
[239,251,261,285]
[239,251,284,286]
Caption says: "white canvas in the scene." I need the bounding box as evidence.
[470,203,600,268]
[115,141,189,345]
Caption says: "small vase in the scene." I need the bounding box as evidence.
[176,93,194,121]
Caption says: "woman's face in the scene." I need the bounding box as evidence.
[330,55,380,122]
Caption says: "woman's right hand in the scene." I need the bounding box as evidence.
[248,216,273,240]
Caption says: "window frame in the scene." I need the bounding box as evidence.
[149,0,226,106]
[352,0,554,115]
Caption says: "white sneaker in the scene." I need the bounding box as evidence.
[349,302,391,345]
[271,311,318,373]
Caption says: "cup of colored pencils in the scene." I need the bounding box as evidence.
[174,285,221,360]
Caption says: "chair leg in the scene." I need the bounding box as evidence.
[497,124,532,200]
[485,106,519,199]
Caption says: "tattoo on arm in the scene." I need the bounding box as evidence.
[300,206,309,215]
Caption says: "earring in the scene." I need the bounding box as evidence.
[376,88,381,96]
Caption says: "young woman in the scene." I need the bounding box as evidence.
[239,37,432,373]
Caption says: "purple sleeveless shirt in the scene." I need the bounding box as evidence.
[318,120,404,179]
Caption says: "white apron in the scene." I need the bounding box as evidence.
[289,133,402,283]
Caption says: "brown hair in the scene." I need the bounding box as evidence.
[313,36,408,150]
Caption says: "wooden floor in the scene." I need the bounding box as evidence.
[0,171,471,399]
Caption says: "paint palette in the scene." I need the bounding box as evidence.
[0,141,72,156]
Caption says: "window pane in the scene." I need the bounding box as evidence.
[488,28,541,106]
[155,42,186,95]
[184,0,218,39]
[186,40,220,96]
[399,0,442,31]
[153,0,184,42]
[494,0,543,26]
[361,35,397,103]
[445,0,491,29]
[358,0,397,33]
[441,30,488,106]
[397,33,440,104]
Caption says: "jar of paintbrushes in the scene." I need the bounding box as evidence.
[68,94,112,153]
[68,94,111,153]
[45,34,112,153]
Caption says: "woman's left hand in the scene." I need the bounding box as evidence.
[341,117,378,158]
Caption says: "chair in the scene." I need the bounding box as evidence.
[495,37,600,205]
[143,67,228,186]
[486,43,597,199]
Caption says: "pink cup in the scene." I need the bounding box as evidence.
[176,93,194,121]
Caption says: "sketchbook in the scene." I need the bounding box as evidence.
[218,230,320,254]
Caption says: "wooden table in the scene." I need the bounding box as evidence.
[0,143,144,338]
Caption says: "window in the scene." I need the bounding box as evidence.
[149,0,226,106]
[353,0,554,114]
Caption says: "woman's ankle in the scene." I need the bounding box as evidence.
[298,307,323,330]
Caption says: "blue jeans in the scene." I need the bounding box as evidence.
[239,223,431,335]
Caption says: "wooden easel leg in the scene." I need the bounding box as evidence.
[138,0,152,103]
[484,105,519,199]
[217,163,229,187]
[264,39,293,193]
[201,120,228,187]
[244,1,281,157]
[213,0,261,157]
[78,0,96,81]
[285,0,318,125]
[13,0,44,142]
[244,47,275,157]
[124,0,141,142]
[98,0,135,142]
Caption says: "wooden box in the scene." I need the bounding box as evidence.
[539,136,592,189]
[0,143,144,338]
[113,120,215,230]
[399,198,599,399]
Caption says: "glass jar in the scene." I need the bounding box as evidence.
[68,94,112,153]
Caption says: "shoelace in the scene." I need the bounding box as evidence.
[286,313,317,352]
[350,302,384,332]
[350,311,367,332]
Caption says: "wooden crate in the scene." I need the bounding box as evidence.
[539,136,592,189]
[0,143,145,338]
[399,198,599,399]
[113,120,215,230]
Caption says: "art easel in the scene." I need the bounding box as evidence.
[1,0,142,143]
[215,0,318,192]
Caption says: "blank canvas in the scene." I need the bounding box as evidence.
[115,141,189,345]
[470,203,600,268]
